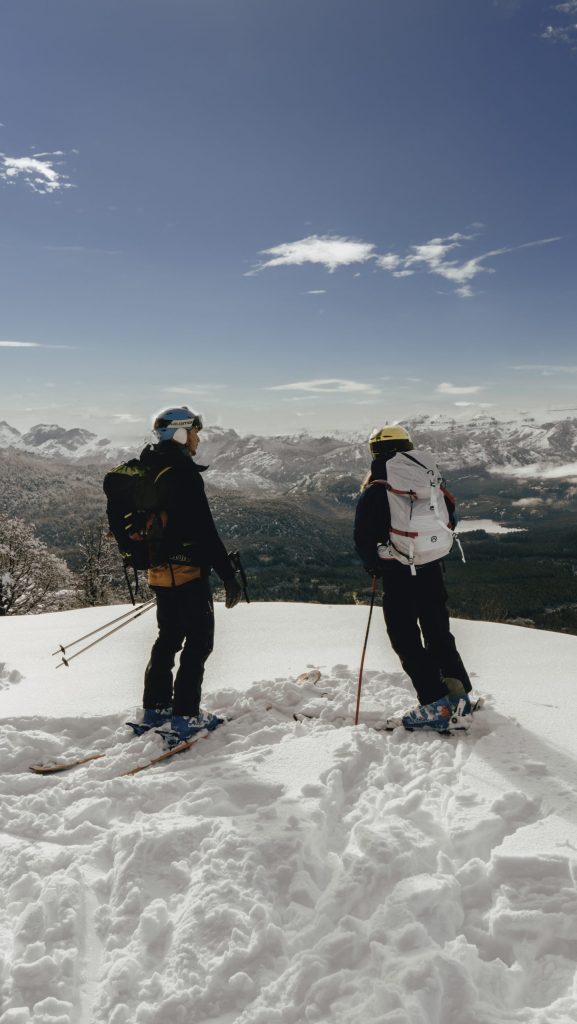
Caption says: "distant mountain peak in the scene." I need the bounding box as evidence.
[1,416,577,489]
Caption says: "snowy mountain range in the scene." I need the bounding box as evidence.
[1,415,577,493]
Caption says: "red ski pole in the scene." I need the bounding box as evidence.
[354,574,378,726]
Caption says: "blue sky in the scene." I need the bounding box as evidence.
[1,0,576,440]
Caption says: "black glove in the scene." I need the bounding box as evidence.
[224,577,242,609]
[364,565,383,579]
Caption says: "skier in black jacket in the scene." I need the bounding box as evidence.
[137,406,241,741]
[354,425,472,732]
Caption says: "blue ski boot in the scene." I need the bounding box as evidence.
[401,694,472,733]
[126,706,172,736]
[163,711,224,748]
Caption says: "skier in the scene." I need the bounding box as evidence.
[354,425,472,731]
[136,406,242,741]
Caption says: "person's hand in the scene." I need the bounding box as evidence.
[224,577,242,609]
[365,565,383,579]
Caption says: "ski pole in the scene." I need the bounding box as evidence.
[56,600,156,668]
[354,574,378,726]
[229,551,250,603]
[51,599,156,657]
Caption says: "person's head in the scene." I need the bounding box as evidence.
[368,425,413,458]
[153,406,203,454]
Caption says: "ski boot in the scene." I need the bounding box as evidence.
[163,711,223,748]
[126,706,172,736]
[401,693,471,732]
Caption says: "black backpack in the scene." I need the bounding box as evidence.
[103,458,172,573]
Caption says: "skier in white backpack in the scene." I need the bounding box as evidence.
[354,425,472,732]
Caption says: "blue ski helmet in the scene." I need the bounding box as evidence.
[153,406,203,444]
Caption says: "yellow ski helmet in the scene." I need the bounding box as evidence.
[369,424,413,456]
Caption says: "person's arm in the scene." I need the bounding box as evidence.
[441,482,457,529]
[191,476,236,582]
[354,485,390,574]
[157,460,236,581]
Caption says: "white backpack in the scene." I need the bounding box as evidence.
[372,449,460,575]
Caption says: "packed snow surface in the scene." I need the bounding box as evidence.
[1,603,577,1024]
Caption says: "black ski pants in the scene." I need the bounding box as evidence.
[143,578,214,717]
[380,559,471,706]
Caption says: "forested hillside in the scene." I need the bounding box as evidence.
[1,448,577,632]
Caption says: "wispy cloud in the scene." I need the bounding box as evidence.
[542,2,577,47]
[162,384,227,395]
[248,235,376,274]
[0,340,75,349]
[0,151,75,194]
[267,377,380,395]
[392,234,561,294]
[437,381,485,395]
[111,413,145,424]
[250,230,560,297]
[513,363,577,374]
[306,289,326,295]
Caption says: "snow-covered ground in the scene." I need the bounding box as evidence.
[1,602,577,1024]
[456,519,526,535]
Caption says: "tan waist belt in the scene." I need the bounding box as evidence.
[147,563,202,587]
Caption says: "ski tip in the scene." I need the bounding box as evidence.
[295,669,321,686]
[29,752,105,774]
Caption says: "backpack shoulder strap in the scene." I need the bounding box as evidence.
[400,451,430,471]
[153,465,173,484]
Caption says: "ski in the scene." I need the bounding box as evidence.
[28,669,320,776]
[29,751,107,774]
[121,726,219,776]
[295,669,321,685]
[294,690,485,731]
[28,721,160,774]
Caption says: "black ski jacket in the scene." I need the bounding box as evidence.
[140,442,234,582]
[354,452,456,575]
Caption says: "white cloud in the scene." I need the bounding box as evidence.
[306,289,326,295]
[0,151,74,194]
[400,235,560,293]
[375,253,401,271]
[512,364,577,374]
[0,340,75,349]
[162,384,227,395]
[0,341,41,348]
[437,381,484,395]
[403,232,474,272]
[111,413,145,424]
[267,378,379,395]
[250,229,560,298]
[248,235,376,274]
[542,3,577,46]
